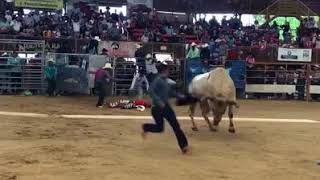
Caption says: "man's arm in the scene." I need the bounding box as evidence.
[130,73,138,90]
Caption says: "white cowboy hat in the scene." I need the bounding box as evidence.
[135,43,142,49]
[94,36,101,41]
[202,43,209,48]
[191,42,197,46]
[146,54,152,59]
[102,63,112,69]
[47,58,55,63]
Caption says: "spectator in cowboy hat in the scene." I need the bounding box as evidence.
[44,58,58,96]
[142,61,190,154]
[94,63,113,108]
[186,42,200,59]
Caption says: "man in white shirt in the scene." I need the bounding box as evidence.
[32,11,40,24]
[145,54,158,83]
[72,18,80,38]
[11,18,22,33]
[130,68,149,99]
[23,14,34,28]
[5,11,12,23]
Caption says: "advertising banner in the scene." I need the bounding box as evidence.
[98,41,137,58]
[278,48,312,62]
[127,0,153,9]
[15,0,63,9]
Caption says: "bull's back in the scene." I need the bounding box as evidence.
[208,68,236,102]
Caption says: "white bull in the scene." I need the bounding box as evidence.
[188,67,239,133]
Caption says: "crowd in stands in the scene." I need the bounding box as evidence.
[1,2,320,49]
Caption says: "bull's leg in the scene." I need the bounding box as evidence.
[212,114,222,131]
[200,100,215,131]
[189,102,199,131]
[228,105,236,133]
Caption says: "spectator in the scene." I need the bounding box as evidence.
[200,43,210,64]
[186,42,200,59]
[44,58,58,96]
[141,31,149,43]
[5,10,12,23]
[276,66,286,84]
[101,48,109,56]
[108,23,121,41]
[245,53,255,68]
[145,53,158,83]
[10,17,22,34]
[7,51,23,92]
[315,35,320,49]
[72,16,81,37]
[111,10,119,22]
[135,43,146,71]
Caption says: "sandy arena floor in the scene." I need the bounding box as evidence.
[0,96,319,180]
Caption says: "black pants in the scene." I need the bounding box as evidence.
[143,104,188,150]
[47,79,56,96]
[96,82,107,107]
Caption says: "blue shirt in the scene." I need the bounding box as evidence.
[149,75,176,106]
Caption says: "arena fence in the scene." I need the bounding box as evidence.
[0,39,45,94]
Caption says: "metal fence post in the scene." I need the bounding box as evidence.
[306,64,311,102]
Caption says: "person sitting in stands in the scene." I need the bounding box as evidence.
[186,42,200,59]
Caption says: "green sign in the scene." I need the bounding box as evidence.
[15,0,63,9]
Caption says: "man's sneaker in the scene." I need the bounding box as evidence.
[97,106,103,108]
[182,146,191,155]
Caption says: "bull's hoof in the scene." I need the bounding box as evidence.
[192,127,199,131]
[228,128,236,133]
[212,125,219,132]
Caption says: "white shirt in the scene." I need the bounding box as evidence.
[24,16,34,27]
[11,20,22,32]
[316,40,320,49]
[146,59,158,74]
[141,35,149,43]
[5,14,12,23]
[73,21,80,32]
[33,14,40,23]
[130,73,149,90]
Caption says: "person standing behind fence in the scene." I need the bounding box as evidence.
[142,62,190,154]
[95,63,113,108]
[44,58,58,96]
[145,54,158,83]
[129,67,149,100]
[135,43,146,72]
[7,51,23,93]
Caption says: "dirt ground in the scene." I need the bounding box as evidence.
[0,96,319,180]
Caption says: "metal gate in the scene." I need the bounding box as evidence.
[0,39,45,94]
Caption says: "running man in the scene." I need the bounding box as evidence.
[142,62,190,154]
